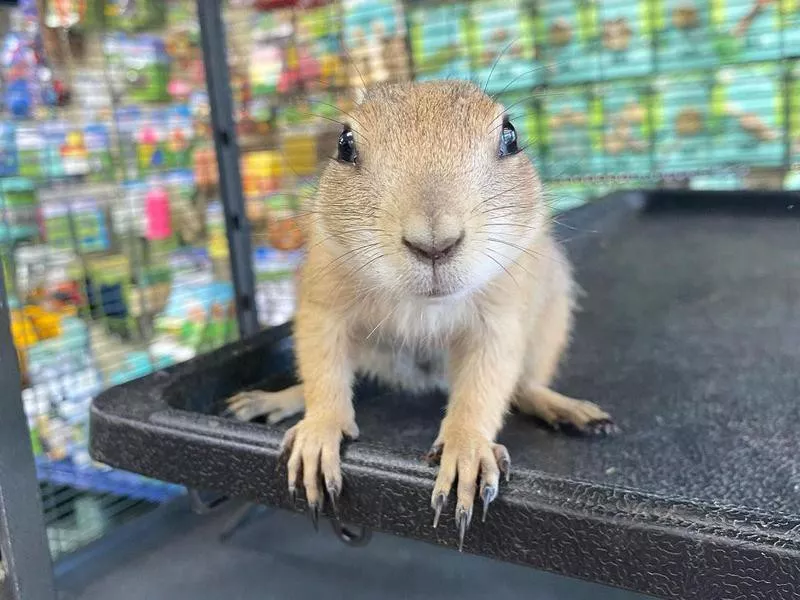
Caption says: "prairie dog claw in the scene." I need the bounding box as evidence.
[424,444,443,465]
[429,427,508,549]
[308,502,320,531]
[282,417,357,530]
[515,386,616,436]
[481,485,497,522]
[431,492,447,528]
[455,505,472,552]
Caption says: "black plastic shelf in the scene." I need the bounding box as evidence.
[91,190,800,600]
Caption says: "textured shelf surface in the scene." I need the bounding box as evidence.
[92,191,800,600]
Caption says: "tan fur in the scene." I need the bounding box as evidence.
[229,81,612,517]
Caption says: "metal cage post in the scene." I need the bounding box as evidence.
[197,0,260,338]
[0,265,57,600]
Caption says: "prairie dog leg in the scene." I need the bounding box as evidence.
[282,306,357,520]
[429,315,524,550]
[514,279,616,434]
[514,384,615,435]
[226,385,305,424]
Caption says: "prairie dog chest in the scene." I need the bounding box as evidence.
[353,296,470,347]
[349,297,469,392]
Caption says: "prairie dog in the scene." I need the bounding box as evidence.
[228,80,614,546]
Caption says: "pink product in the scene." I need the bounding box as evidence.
[145,187,171,240]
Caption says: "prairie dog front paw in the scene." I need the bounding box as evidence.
[428,425,510,551]
[282,416,359,524]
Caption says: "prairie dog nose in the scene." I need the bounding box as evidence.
[402,231,465,263]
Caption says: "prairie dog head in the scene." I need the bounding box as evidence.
[311,80,546,300]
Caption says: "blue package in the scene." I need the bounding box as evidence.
[0,123,19,176]
[343,0,408,87]
[653,74,714,175]
[600,82,652,176]
[541,0,601,84]
[598,0,654,80]
[710,64,784,168]
[784,1,800,59]
[411,3,472,82]
[657,0,718,72]
[468,0,540,93]
[712,0,782,63]
[542,85,604,179]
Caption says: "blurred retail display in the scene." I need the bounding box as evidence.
[0,0,798,562]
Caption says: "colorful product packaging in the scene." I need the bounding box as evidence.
[600,82,652,176]
[242,151,282,197]
[154,169,200,244]
[193,145,218,190]
[105,34,171,104]
[342,0,410,91]
[598,0,655,80]
[265,191,304,252]
[206,201,229,261]
[163,105,195,169]
[541,85,604,179]
[249,10,294,95]
[39,122,63,179]
[282,134,318,176]
[61,128,91,177]
[711,0,781,64]
[38,122,90,178]
[0,177,38,242]
[656,0,718,72]
[540,0,601,84]
[84,124,114,182]
[136,114,167,173]
[712,0,782,63]
[296,4,346,90]
[784,1,800,58]
[40,186,112,253]
[155,280,235,352]
[710,64,784,167]
[113,181,147,239]
[410,3,472,82]
[468,0,539,93]
[653,74,714,175]
[0,123,19,177]
[253,246,303,327]
[15,125,42,179]
[105,0,165,32]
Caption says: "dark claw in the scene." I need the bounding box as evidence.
[455,505,473,552]
[481,485,498,523]
[308,502,320,531]
[424,444,443,465]
[432,492,446,528]
[499,458,511,483]
[494,446,511,483]
[586,419,619,436]
[327,483,341,519]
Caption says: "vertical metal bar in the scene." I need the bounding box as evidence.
[0,268,57,600]
[197,0,259,337]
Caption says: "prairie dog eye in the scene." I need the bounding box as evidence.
[499,117,520,157]
[337,126,357,164]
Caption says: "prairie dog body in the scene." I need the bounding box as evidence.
[229,81,613,545]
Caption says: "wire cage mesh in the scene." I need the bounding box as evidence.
[0,0,798,565]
